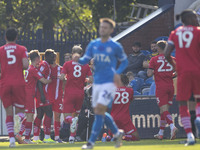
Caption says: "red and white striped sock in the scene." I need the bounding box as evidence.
[179,105,192,134]
[65,116,73,124]
[6,116,14,138]
[17,112,25,121]
[162,111,173,125]
[54,121,60,140]
[25,122,32,140]
[160,113,166,130]
[19,118,26,136]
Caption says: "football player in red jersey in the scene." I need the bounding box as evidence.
[0,28,29,147]
[165,10,200,145]
[48,53,64,143]
[148,40,177,140]
[33,49,56,143]
[59,45,93,143]
[111,74,140,141]
[16,50,51,144]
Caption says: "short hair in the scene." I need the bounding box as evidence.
[151,41,157,44]
[72,45,83,55]
[132,42,141,47]
[126,71,134,77]
[100,18,116,28]
[176,9,197,24]
[157,40,167,50]
[64,53,72,57]
[6,28,18,42]
[29,50,40,61]
[121,74,129,86]
[45,49,56,59]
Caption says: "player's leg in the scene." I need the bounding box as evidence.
[16,118,26,144]
[177,74,195,145]
[53,111,63,143]
[33,106,44,143]
[23,113,34,144]
[1,85,16,147]
[43,104,55,143]
[195,98,200,138]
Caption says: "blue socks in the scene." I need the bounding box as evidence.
[105,112,118,135]
[88,114,105,144]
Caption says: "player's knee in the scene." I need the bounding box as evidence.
[160,105,169,114]
[26,113,34,122]
[5,106,13,116]
[54,112,61,121]
[94,104,107,115]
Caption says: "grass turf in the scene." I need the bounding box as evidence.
[0,139,200,150]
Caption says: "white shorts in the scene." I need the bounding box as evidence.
[92,83,116,108]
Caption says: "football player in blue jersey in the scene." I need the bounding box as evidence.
[73,18,128,149]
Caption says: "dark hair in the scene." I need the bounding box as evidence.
[29,50,40,62]
[126,71,134,77]
[64,53,72,57]
[176,9,197,24]
[100,18,116,28]
[157,40,167,50]
[45,49,56,64]
[132,42,141,47]
[72,45,83,55]
[6,28,18,42]
[151,41,157,44]
[121,74,129,86]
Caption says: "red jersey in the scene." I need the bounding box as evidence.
[111,87,134,122]
[48,65,63,102]
[25,65,43,95]
[0,43,28,86]
[36,61,51,102]
[168,25,200,74]
[62,60,92,93]
[149,54,174,87]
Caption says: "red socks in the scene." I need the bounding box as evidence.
[162,111,173,125]
[43,115,51,136]
[54,121,60,137]
[160,113,166,130]
[25,122,32,139]
[34,117,42,136]
[65,116,73,124]
[6,116,14,138]
[19,118,26,136]
[179,105,192,134]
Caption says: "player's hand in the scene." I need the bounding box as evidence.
[72,53,81,62]
[114,74,122,87]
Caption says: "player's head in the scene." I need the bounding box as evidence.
[45,49,56,64]
[99,18,115,38]
[72,45,83,56]
[156,40,167,54]
[29,50,40,67]
[132,42,141,54]
[5,28,18,42]
[120,74,129,86]
[176,9,199,26]
[151,41,157,53]
[64,53,72,62]
[126,71,134,82]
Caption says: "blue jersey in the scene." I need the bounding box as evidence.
[79,38,128,84]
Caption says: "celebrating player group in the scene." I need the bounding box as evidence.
[0,9,200,149]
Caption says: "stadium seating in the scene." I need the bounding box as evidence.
[149,82,156,96]
[142,88,150,95]
[134,91,141,95]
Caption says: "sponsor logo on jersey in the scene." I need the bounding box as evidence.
[94,54,111,63]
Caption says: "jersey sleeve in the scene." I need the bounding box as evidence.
[61,62,68,74]
[116,43,127,62]
[86,64,92,76]
[33,69,43,80]
[39,63,47,76]
[149,57,155,70]
[79,41,93,65]
[168,30,175,46]
[22,46,28,58]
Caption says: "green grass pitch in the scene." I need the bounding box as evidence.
[0,139,200,150]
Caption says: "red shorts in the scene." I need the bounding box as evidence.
[63,91,84,113]
[156,85,174,107]
[35,92,51,108]
[1,85,25,109]
[52,96,63,113]
[177,72,200,101]
[25,94,35,114]
[114,118,137,134]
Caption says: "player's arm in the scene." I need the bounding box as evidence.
[147,69,154,77]
[22,58,29,70]
[58,73,66,81]
[87,76,93,84]
[39,78,52,84]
